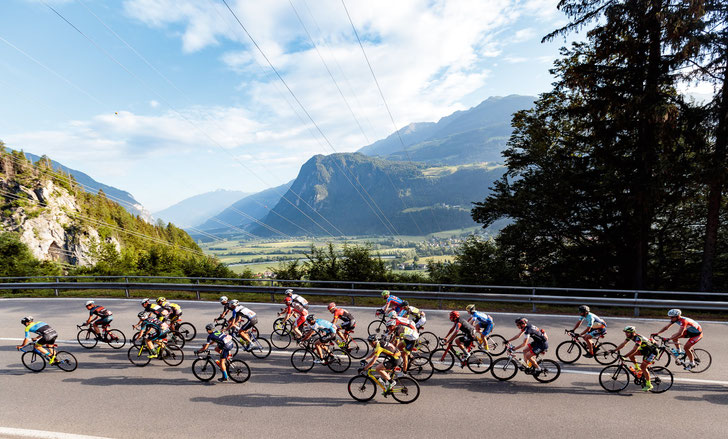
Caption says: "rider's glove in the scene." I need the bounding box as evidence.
[360,360,367,366]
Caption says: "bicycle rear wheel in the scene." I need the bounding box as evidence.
[176,322,197,342]
[416,331,439,353]
[77,329,98,349]
[555,340,581,364]
[491,357,518,381]
[127,345,151,367]
[54,351,78,372]
[429,348,454,372]
[347,375,376,402]
[408,354,434,381]
[485,334,508,356]
[271,331,292,350]
[689,349,712,373]
[649,366,673,392]
[21,351,46,372]
[167,331,186,349]
[466,350,493,374]
[598,365,629,392]
[345,337,369,359]
[593,342,618,365]
[367,319,385,336]
[326,349,351,373]
[229,338,240,357]
[652,348,671,368]
[227,359,251,383]
[291,348,315,372]
[272,318,291,335]
[533,359,560,383]
[390,376,420,404]
[161,345,184,366]
[192,358,216,381]
[249,337,272,359]
[106,329,126,349]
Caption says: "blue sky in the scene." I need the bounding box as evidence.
[1,0,577,211]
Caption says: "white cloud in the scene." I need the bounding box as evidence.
[149,100,160,108]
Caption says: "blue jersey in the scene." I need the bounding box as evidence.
[207,330,234,348]
[472,312,493,325]
[312,319,335,333]
[386,296,404,307]
[24,322,52,338]
[579,313,606,328]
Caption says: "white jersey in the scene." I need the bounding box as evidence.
[291,294,308,307]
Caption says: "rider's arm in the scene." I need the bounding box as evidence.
[670,322,687,340]
[572,319,582,332]
[512,333,528,350]
[613,340,628,351]
[445,322,461,343]
[580,325,591,336]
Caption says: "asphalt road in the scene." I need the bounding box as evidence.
[1,298,726,439]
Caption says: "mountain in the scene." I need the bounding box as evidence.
[358,95,535,165]
[154,189,250,228]
[249,153,505,236]
[194,182,292,236]
[14,150,153,222]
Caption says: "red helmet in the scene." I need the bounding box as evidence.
[284,297,292,305]
[449,311,460,321]
[327,302,336,311]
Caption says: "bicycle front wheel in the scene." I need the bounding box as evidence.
[346,337,369,359]
[466,350,493,374]
[191,358,216,381]
[77,329,98,349]
[416,331,439,353]
[249,337,272,359]
[491,357,518,381]
[652,348,671,368]
[21,351,46,372]
[54,351,78,372]
[227,359,251,383]
[593,342,618,365]
[367,319,385,336]
[271,331,292,350]
[555,340,581,364]
[533,359,560,383]
[106,329,126,349]
[598,365,629,392]
[347,375,376,402]
[176,323,197,342]
[167,331,186,349]
[127,345,151,367]
[291,348,315,372]
[391,376,420,404]
[485,334,508,356]
[161,345,184,366]
[649,366,673,393]
[689,349,712,373]
[326,349,351,373]
[429,348,454,372]
[408,354,434,382]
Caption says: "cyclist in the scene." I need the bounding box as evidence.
[198,323,235,382]
[281,296,308,339]
[83,300,114,338]
[381,290,406,316]
[402,301,426,329]
[505,318,549,376]
[134,311,171,358]
[465,304,494,349]
[613,326,657,392]
[328,302,356,345]
[393,324,419,373]
[386,313,417,332]
[301,314,337,363]
[156,297,183,325]
[443,310,476,361]
[141,298,167,320]
[360,334,402,392]
[570,305,607,358]
[17,316,58,363]
[217,296,234,321]
[227,299,258,349]
[285,289,309,309]
[651,309,703,370]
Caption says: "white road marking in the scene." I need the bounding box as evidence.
[0,427,111,439]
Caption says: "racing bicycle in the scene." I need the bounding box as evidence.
[598,354,673,393]
[429,338,493,374]
[290,338,351,373]
[18,342,77,373]
[555,330,618,365]
[76,324,126,349]
[490,345,561,383]
[347,367,420,404]
[651,335,712,372]
[127,338,184,367]
[191,350,251,383]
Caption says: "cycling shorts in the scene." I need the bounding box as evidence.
[382,355,402,369]
[218,343,234,358]
[39,330,58,346]
[319,332,336,344]
[150,329,169,341]
[402,339,416,352]
[414,315,426,329]
[587,328,606,338]
[458,331,474,347]
[528,340,548,355]
[96,316,113,326]
[475,321,493,336]
[642,352,657,363]
[340,320,356,331]
[240,317,258,332]
[295,311,308,328]
[684,331,703,344]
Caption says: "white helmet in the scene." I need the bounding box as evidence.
[667,309,681,317]
[285,289,294,296]
[141,298,150,305]
[230,299,239,306]
[85,300,94,306]
[219,296,228,303]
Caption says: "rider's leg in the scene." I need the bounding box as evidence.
[583,334,594,355]
[375,362,391,382]
[683,334,701,364]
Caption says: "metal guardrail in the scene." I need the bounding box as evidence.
[1,276,726,316]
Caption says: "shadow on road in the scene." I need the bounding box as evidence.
[63,375,199,386]
[190,393,351,407]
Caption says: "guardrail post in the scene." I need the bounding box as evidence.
[270,289,275,302]
[634,291,640,317]
[196,279,200,300]
[531,288,536,312]
[438,285,443,309]
[124,277,129,298]
[54,277,59,297]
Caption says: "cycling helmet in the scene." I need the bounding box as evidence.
[381,290,390,297]
[285,289,294,296]
[623,326,636,333]
[667,309,681,317]
[141,298,150,305]
[327,302,336,311]
[137,311,149,319]
[205,323,215,331]
[367,334,378,343]
[219,296,228,303]
[156,297,166,304]
[85,300,94,306]
[306,314,316,323]
[386,320,397,327]
[515,318,528,326]
[21,316,33,325]
[230,299,239,306]
[386,310,397,319]
[578,305,590,314]
[465,304,476,312]
[401,301,409,308]
[449,310,460,321]
[284,297,292,305]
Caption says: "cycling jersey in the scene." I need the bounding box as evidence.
[627,334,657,354]
[88,305,112,318]
[386,295,404,307]
[455,317,475,334]
[287,302,305,316]
[579,313,606,329]
[523,323,547,343]
[676,317,702,334]
[232,306,256,321]
[392,316,417,330]
[372,341,401,359]
[159,301,182,315]
[311,319,336,334]
[24,322,55,338]
[207,330,234,349]
[291,294,308,307]
[144,303,167,319]
[472,311,493,325]
[395,325,419,340]
[332,308,354,323]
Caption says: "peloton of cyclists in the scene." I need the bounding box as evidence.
[83,300,114,339]
[570,305,607,358]
[156,297,182,326]
[612,326,658,392]
[133,311,171,358]
[651,309,703,371]
[505,318,549,376]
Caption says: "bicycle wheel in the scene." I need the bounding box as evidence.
[485,334,508,356]
[345,337,369,359]
[227,359,251,383]
[533,359,560,383]
[555,340,581,364]
[408,354,434,381]
[416,331,439,353]
[390,376,420,404]
[291,348,315,372]
[167,331,186,349]
[54,351,78,372]
[131,331,144,347]
[77,329,98,349]
[652,348,671,368]
[192,358,216,381]
[250,326,260,339]
[649,366,673,393]
[229,338,240,357]
[689,349,712,373]
[127,345,151,367]
[106,329,126,349]
[161,345,184,366]
[593,342,618,365]
[249,337,272,359]
[272,317,291,335]
[21,351,46,372]
[466,350,493,374]
[271,330,292,350]
[176,322,197,342]
[347,375,376,402]
[598,365,629,392]
[429,348,455,372]
[367,319,385,336]
[326,349,351,373]
[491,357,518,381]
